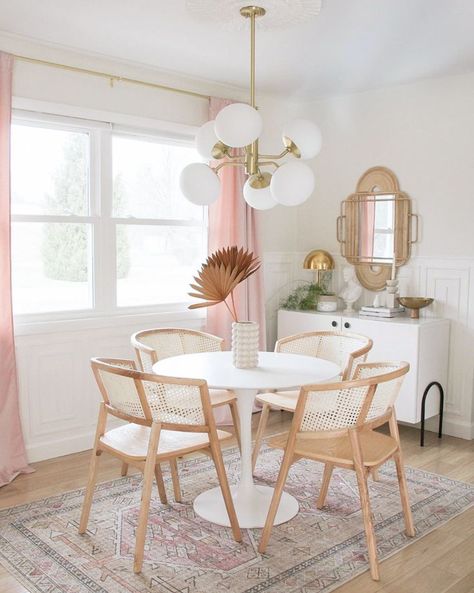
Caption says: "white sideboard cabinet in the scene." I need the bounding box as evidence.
[277,309,450,426]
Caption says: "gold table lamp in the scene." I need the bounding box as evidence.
[303,249,335,285]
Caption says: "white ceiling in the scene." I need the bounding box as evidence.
[1,0,474,99]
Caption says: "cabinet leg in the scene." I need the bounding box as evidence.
[420,381,444,447]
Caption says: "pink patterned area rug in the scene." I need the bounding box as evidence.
[0,446,473,593]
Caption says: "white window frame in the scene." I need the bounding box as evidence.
[11,108,208,331]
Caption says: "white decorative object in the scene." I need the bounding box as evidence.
[278,309,449,424]
[215,103,263,148]
[243,177,277,210]
[338,266,362,313]
[153,350,339,528]
[270,161,315,206]
[186,0,322,30]
[373,293,382,308]
[231,321,259,368]
[179,162,220,205]
[195,120,220,159]
[282,118,322,159]
[317,294,338,312]
[386,278,399,308]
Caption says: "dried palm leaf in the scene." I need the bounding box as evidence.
[188,246,260,321]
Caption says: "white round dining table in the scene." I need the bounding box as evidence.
[152,350,340,528]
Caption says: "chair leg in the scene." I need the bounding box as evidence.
[78,449,101,534]
[121,462,129,477]
[134,423,161,574]
[316,463,333,509]
[209,439,242,542]
[229,400,242,452]
[371,468,379,481]
[252,403,271,473]
[393,451,415,537]
[258,448,294,554]
[169,458,182,502]
[388,409,415,537]
[154,464,168,504]
[349,430,380,581]
[79,405,106,535]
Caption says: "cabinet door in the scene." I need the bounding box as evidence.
[347,317,419,423]
[277,310,341,340]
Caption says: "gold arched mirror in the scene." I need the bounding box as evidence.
[337,166,418,290]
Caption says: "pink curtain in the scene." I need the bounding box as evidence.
[206,97,266,350]
[0,52,33,487]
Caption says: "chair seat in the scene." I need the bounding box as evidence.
[210,388,236,407]
[268,430,398,468]
[100,423,232,460]
[256,390,299,412]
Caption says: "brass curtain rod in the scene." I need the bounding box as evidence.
[13,54,211,101]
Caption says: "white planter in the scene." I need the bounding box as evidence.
[232,321,259,368]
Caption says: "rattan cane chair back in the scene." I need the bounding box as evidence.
[299,361,409,433]
[131,328,223,373]
[275,331,373,380]
[92,358,207,427]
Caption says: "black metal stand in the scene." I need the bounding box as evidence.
[420,381,444,447]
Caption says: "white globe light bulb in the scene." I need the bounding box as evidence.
[215,103,263,148]
[270,161,315,206]
[243,175,277,210]
[283,119,322,159]
[179,163,220,205]
[195,121,220,159]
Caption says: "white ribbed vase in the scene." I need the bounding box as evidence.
[231,321,259,369]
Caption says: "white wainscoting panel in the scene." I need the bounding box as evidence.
[15,313,205,462]
[263,252,474,440]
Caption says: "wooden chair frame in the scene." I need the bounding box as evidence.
[258,362,414,582]
[79,357,241,573]
[252,330,373,472]
[131,327,241,450]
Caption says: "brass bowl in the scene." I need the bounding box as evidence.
[398,297,434,319]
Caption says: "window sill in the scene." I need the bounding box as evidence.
[14,307,206,336]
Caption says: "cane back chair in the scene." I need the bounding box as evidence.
[132,328,240,443]
[79,358,241,573]
[252,331,373,471]
[258,361,414,581]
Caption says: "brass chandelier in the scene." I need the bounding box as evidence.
[180,5,322,210]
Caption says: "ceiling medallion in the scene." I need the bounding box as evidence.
[186,0,322,30]
[180,4,323,210]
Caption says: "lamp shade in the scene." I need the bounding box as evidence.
[215,103,263,148]
[179,163,220,205]
[283,119,322,160]
[243,176,277,210]
[270,161,315,206]
[195,120,220,159]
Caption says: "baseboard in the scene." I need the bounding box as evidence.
[25,418,124,463]
[410,414,474,441]
[25,433,95,463]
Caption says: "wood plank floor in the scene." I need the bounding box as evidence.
[0,414,473,593]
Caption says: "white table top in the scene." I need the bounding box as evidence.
[152,351,340,391]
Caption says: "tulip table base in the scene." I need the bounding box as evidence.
[194,386,299,528]
[193,483,299,528]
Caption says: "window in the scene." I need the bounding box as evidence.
[11,113,207,319]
